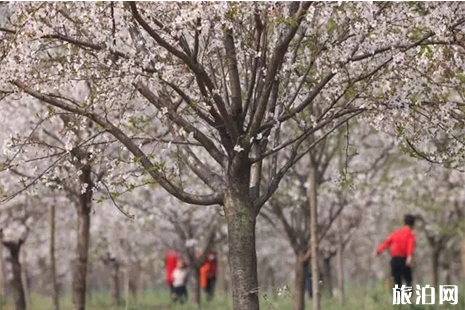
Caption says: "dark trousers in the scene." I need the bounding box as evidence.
[171,285,188,304]
[204,277,216,300]
[391,257,412,290]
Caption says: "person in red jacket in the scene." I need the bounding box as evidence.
[375,214,416,290]
[165,250,178,292]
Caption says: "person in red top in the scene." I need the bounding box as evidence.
[165,250,178,292]
[375,214,416,290]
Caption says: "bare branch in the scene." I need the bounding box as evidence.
[13,81,222,206]
[176,143,225,192]
[248,2,312,137]
[224,28,243,128]
[128,2,238,141]
[254,110,363,212]
[133,81,227,167]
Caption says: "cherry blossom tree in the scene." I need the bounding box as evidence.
[155,202,222,307]
[0,193,47,310]
[394,163,465,288]
[1,215,28,310]
[2,2,465,310]
[89,198,161,307]
[261,120,392,310]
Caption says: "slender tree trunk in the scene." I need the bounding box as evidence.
[258,259,266,292]
[20,249,30,310]
[308,163,321,310]
[267,265,276,301]
[293,255,307,310]
[445,263,451,285]
[461,239,465,278]
[124,267,129,310]
[5,243,26,310]
[72,164,93,310]
[0,243,5,304]
[337,233,345,307]
[86,263,93,302]
[192,267,201,308]
[139,272,147,300]
[431,247,440,289]
[50,204,60,310]
[108,258,121,307]
[322,256,333,298]
[129,275,138,304]
[224,187,259,310]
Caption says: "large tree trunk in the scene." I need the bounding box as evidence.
[5,243,26,310]
[50,204,60,310]
[224,187,259,310]
[308,163,321,310]
[108,258,121,307]
[322,256,333,298]
[293,255,307,310]
[72,164,93,310]
[191,267,201,308]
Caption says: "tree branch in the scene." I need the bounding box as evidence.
[176,143,225,192]
[254,110,363,213]
[13,81,222,206]
[224,28,243,129]
[248,2,312,137]
[133,81,227,167]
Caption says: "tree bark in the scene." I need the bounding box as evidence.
[124,268,129,310]
[5,243,26,310]
[336,233,345,307]
[293,255,307,310]
[431,247,440,289]
[445,263,451,285]
[308,163,321,310]
[224,187,259,310]
[267,265,276,301]
[461,239,465,278]
[50,204,60,310]
[0,243,5,304]
[72,164,93,310]
[322,256,333,298]
[129,274,138,304]
[108,258,121,307]
[20,249,30,310]
[191,267,201,308]
[217,247,227,296]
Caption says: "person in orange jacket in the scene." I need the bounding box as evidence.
[200,252,217,300]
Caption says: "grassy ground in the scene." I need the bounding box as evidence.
[1,283,464,310]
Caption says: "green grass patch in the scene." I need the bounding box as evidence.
[0,283,463,310]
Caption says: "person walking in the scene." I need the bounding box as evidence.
[171,259,189,304]
[375,214,416,291]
